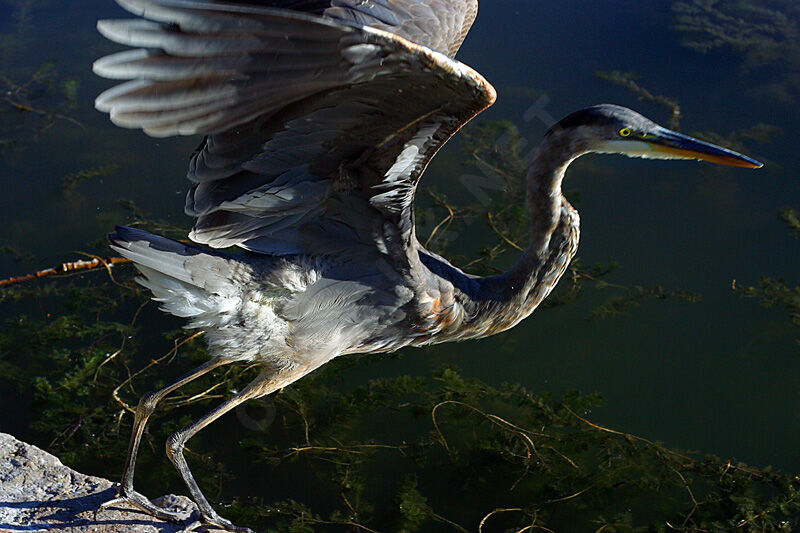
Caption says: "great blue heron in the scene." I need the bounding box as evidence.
[93,0,762,531]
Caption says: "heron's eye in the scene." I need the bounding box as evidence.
[619,128,632,137]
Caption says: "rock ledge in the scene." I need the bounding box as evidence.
[0,432,205,532]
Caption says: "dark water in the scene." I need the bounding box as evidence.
[1,0,798,529]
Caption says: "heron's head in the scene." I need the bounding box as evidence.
[548,104,763,168]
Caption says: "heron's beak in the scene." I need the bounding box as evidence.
[646,129,763,168]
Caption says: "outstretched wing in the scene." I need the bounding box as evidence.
[187,0,479,56]
[323,0,478,57]
[94,0,495,271]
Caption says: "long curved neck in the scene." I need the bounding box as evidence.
[502,132,584,299]
[436,130,584,341]
[420,132,584,342]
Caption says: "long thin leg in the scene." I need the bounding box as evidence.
[100,358,231,521]
[165,365,311,533]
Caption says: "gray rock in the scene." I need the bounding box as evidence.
[0,433,216,532]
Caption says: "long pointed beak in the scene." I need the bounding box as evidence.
[648,129,763,169]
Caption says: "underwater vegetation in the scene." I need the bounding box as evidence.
[672,0,800,101]
[229,368,800,532]
[781,209,800,238]
[0,243,34,264]
[0,61,83,154]
[735,209,800,353]
[596,71,682,130]
[0,0,52,60]
[672,0,800,67]
[1,268,800,532]
[60,165,118,195]
[595,70,780,164]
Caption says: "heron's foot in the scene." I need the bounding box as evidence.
[97,484,192,523]
[180,511,255,533]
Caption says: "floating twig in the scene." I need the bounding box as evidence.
[0,256,131,288]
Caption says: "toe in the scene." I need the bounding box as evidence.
[98,490,191,523]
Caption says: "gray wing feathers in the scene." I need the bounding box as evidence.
[131,0,480,56]
[95,5,356,136]
[325,0,478,56]
[95,0,495,263]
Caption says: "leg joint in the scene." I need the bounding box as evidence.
[137,390,162,414]
[165,431,185,462]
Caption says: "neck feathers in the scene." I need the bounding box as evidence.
[468,131,583,335]
[524,130,585,256]
[508,128,585,287]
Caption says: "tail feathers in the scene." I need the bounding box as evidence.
[109,226,241,327]
[109,226,199,285]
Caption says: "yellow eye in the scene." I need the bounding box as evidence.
[619,128,632,137]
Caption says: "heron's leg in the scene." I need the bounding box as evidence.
[166,366,308,533]
[100,358,231,522]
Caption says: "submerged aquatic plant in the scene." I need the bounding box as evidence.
[780,208,800,238]
[735,209,800,352]
[596,71,682,129]
[59,165,119,195]
[0,0,54,61]
[0,1,85,152]
[0,244,34,264]
[672,0,800,67]
[672,0,800,101]
[228,366,800,532]
[0,61,84,153]
[2,271,798,532]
